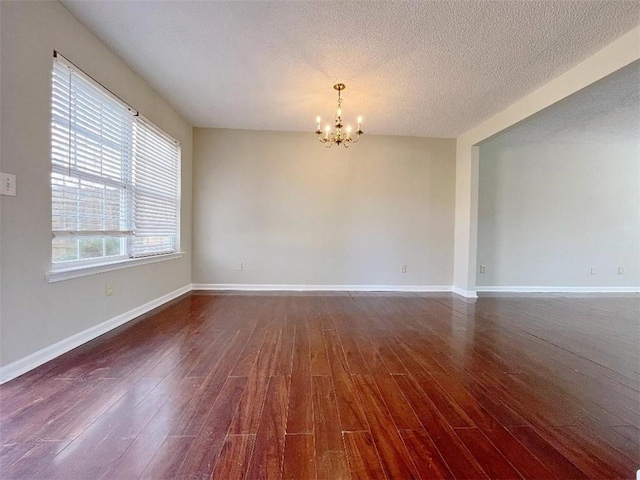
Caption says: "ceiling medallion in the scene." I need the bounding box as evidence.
[315,83,363,148]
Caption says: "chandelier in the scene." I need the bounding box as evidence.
[315,83,363,148]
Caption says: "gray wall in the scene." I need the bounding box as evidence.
[192,128,456,287]
[0,1,193,367]
[477,141,640,287]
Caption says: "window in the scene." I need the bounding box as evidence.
[50,53,180,273]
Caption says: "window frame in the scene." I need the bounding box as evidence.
[48,52,182,282]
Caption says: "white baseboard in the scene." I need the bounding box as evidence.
[0,284,192,385]
[5,281,631,384]
[477,286,640,293]
[191,283,453,293]
[452,286,479,298]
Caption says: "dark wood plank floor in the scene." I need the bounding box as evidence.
[1,292,638,479]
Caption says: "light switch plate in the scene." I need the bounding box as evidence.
[0,173,16,196]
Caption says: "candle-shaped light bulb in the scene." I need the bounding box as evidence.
[346,125,352,134]
[316,116,321,124]
[357,116,362,125]
[325,125,330,139]
[337,107,342,118]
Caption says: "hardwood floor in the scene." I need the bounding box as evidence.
[0,292,638,479]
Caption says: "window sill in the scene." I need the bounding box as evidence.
[46,252,185,283]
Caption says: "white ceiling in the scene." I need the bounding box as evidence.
[482,60,640,146]
[61,1,640,138]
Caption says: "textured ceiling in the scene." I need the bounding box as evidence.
[482,60,640,146]
[61,1,640,137]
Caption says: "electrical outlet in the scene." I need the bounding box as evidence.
[401,265,407,274]
[0,173,16,196]
[236,262,243,271]
[105,283,113,297]
[480,265,486,274]
[618,266,625,275]
[590,266,597,275]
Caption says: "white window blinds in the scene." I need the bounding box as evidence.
[51,53,180,264]
[131,119,180,257]
[51,56,134,238]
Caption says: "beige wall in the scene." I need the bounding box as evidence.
[0,1,192,367]
[477,141,640,288]
[193,129,456,287]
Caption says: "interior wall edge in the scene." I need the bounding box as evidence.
[451,286,479,299]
